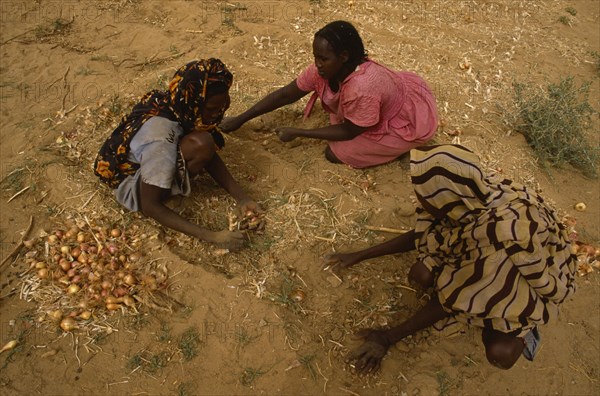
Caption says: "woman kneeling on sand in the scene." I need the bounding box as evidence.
[94,59,260,251]
[221,20,438,168]
[323,144,576,373]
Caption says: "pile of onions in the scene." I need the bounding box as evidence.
[22,221,167,332]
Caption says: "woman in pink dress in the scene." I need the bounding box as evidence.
[221,20,439,168]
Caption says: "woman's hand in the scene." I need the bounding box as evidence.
[276,127,299,142]
[219,116,246,133]
[209,230,247,251]
[237,200,264,220]
[322,252,363,272]
[347,329,391,375]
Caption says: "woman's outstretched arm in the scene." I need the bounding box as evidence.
[220,80,309,132]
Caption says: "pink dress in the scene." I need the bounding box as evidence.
[296,60,438,168]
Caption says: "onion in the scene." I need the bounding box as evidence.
[71,247,81,258]
[60,245,70,255]
[60,317,77,332]
[48,310,63,322]
[48,235,58,244]
[77,232,86,243]
[67,284,80,294]
[128,252,142,262]
[113,287,128,297]
[101,280,112,290]
[59,259,71,272]
[78,253,88,264]
[106,303,121,311]
[88,245,98,254]
[108,260,120,271]
[37,268,49,279]
[105,296,122,304]
[54,230,64,239]
[289,289,306,302]
[23,239,36,249]
[71,275,81,283]
[122,295,136,308]
[35,261,46,269]
[79,311,92,320]
[110,228,122,238]
[107,244,118,255]
[123,274,137,286]
[67,268,77,278]
[118,255,126,263]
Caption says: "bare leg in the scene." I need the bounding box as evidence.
[180,131,216,177]
[324,146,343,164]
[408,261,434,289]
[482,327,525,369]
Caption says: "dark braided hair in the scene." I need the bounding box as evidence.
[314,21,367,66]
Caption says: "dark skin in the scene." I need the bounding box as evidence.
[139,92,260,251]
[324,220,526,374]
[220,37,369,163]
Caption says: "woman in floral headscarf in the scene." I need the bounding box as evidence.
[323,144,576,373]
[95,59,260,251]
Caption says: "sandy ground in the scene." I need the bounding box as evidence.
[0,1,599,395]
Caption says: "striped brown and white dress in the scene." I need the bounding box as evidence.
[410,145,576,336]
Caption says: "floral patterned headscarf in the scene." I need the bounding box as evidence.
[94,59,233,188]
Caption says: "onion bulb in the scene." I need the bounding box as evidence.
[110,228,121,238]
[48,310,63,322]
[60,245,70,255]
[105,296,122,304]
[79,311,92,320]
[37,268,49,279]
[123,274,137,286]
[289,289,306,302]
[67,284,80,294]
[122,295,136,308]
[0,340,18,354]
[70,247,81,258]
[59,259,71,272]
[574,202,587,212]
[59,317,77,332]
[23,239,36,249]
[35,261,46,269]
[106,303,121,311]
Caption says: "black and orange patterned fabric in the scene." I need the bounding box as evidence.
[410,145,577,336]
[94,59,233,188]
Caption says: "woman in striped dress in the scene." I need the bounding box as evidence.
[324,144,577,373]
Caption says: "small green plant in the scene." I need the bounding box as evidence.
[299,354,317,380]
[558,15,571,26]
[436,370,451,396]
[591,51,600,75]
[565,7,577,16]
[235,327,258,354]
[35,18,73,38]
[178,327,201,361]
[177,382,194,396]
[240,367,265,386]
[507,77,598,175]
[157,321,171,342]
